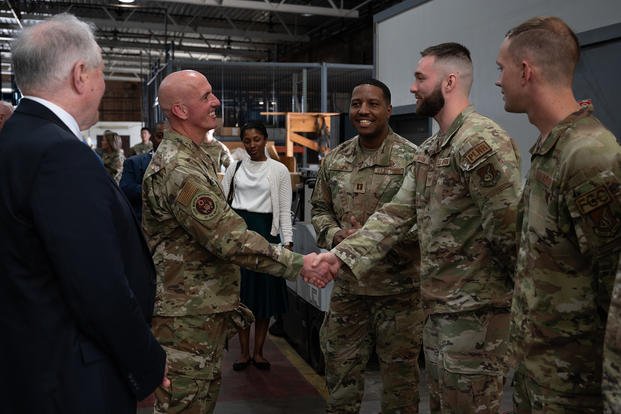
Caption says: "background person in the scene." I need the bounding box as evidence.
[0,13,167,414]
[311,78,424,414]
[128,126,153,156]
[120,122,166,222]
[495,16,621,413]
[222,120,293,371]
[101,129,124,183]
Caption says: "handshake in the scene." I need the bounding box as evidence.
[299,252,341,288]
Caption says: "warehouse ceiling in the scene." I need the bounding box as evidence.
[0,0,402,82]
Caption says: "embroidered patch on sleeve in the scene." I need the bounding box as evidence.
[464,142,492,165]
[591,205,621,238]
[575,185,611,215]
[176,180,199,207]
[476,163,500,187]
[191,194,217,220]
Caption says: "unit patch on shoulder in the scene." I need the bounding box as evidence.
[476,163,500,187]
[591,205,621,238]
[464,142,492,165]
[191,194,217,220]
[575,185,611,215]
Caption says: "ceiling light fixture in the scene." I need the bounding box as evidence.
[118,0,135,3]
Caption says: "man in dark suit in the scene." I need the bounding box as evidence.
[120,122,165,222]
[0,13,167,414]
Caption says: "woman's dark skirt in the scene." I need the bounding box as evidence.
[234,209,289,319]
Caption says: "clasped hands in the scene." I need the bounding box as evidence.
[300,252,341,288]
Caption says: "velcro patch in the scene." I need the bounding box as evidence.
[535,169,554,190]
[476,163,500,187]
[191,194,217,220]
[464,142,492,165]
[414,154,429,165]
[436,157,451,167]
[354,182,366,193]
[176,180,199,207]
[374,167,404,175]
[591,205,621,238]
[575,185,611,215]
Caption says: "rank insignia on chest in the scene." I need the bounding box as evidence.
[436,157,450,167]
[354,182,366,194]
[476,163,500,187]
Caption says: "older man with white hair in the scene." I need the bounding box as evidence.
[0,13,167,414]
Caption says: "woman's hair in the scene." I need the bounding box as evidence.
[103,130,122,152]
[240,120,268,140]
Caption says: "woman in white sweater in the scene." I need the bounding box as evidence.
[222,121,293,371]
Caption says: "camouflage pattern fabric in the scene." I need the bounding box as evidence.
[201,139,232,171]
[604,255,621,413]
[311,130,423,412]
[311,130,420,295]
[142,129,303,318]
[320,286,424,414]
[331,106,520,413]
[142,130,305,412]
[129,141,153,156]
[510,104,621,410]
[153,308,254,414]
[423,309,510,414]
[513,368,601,414]
[332,106,520,315]
[101,150,124,184]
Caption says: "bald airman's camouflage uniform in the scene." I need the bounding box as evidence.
[510,104,621,413]
[201,138,232,171]
[142,130,303,414]
[333,106,521,413]
[311,130,424,414]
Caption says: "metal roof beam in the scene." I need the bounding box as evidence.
[88,16,307,43]
[16,13,308,43]
[156,0,359,18]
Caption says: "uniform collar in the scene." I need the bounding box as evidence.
[341,127,399,168]
[434,105,475,152]
[529,102,593,157]
[164,129,202,153]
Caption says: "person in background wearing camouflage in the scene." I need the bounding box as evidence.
[495,16,621,413]
[314,43,521,413]
[142,69,335,414]
[128,126,154,156]
[311,78,424,414]
[100,129,125,184]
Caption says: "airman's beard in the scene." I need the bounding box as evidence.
[416,86,444,118]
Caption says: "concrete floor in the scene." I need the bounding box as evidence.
[140,332,515,413]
